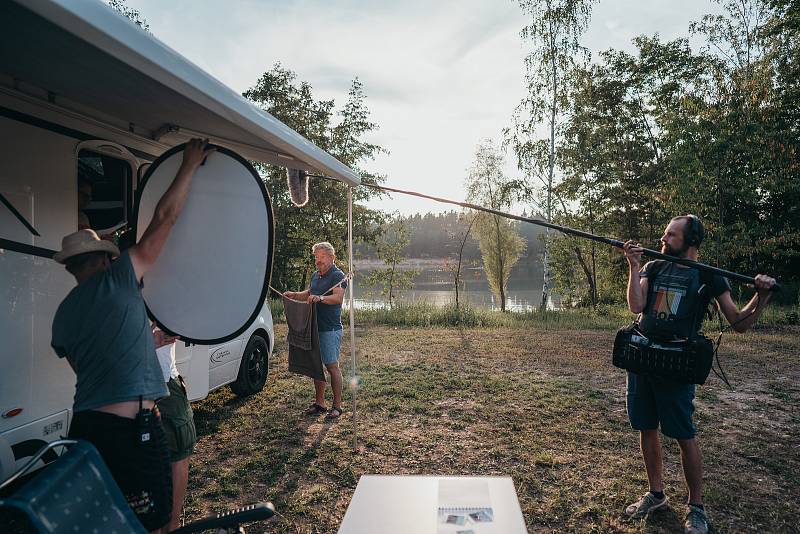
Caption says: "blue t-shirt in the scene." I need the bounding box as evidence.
[51,251,168,412]
[310,266,347,332]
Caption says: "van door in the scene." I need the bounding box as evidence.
[208,339,244,390]
[175,342,210,402]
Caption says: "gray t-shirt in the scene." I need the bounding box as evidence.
[51,250,168,412]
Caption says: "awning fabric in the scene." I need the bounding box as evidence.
[0,0,361,185]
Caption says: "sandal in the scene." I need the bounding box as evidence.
[304,403,327,415]
[325,406,343,419]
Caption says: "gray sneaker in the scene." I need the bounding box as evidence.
[684,505,709,534]
[624,492,668,519]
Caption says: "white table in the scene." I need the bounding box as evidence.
[338,475,528,533]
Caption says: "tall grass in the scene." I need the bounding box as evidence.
[354,301,633,329]
[268,298,799,330]
[269,299,629,329]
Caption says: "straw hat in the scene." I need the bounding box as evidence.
[53,229,120,264]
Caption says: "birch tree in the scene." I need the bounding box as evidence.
[465,140,525,312]
[508,0,596,311]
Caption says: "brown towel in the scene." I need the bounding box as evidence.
[285,295,313,350]
[284,296,324,381]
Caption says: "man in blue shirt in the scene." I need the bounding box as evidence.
[285,241,347,419]
[51,139,213,533]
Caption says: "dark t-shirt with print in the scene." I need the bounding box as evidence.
[638,260,731,340]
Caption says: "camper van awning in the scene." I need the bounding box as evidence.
[1,0,361,185]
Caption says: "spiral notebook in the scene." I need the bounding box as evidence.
[437,478,495,534]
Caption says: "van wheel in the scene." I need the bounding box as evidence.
[230,334,269,397]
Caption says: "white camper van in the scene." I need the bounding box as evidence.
[0,0,360,483]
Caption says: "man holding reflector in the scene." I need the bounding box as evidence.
[621,214,776,534]
[51,139,213,533]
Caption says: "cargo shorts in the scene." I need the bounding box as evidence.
[157,377,197,462]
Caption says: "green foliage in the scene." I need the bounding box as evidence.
[269,297,796,330]
[508,0,598,310]
[474,214,526,312]
[465,140,526,311]
[243,66,387,291]
[549,0,799,306]
[361,215,418,307]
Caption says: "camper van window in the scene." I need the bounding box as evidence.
[77,150,133,236]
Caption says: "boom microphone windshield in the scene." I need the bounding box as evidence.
[287,168,309,207]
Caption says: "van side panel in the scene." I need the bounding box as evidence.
[0,116,78,474]
[175,343,210,402]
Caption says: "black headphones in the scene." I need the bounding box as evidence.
[684,214,704,247]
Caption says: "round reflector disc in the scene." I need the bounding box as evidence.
[135,144,273,344]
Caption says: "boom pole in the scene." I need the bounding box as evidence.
[356,182,781,291]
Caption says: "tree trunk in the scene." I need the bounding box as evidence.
[540,19,557,314]
[573,245,596,307]
[589,196,597,307]
[454,214,476,311]
[493,214,507,312]
[454,268,460,309]
[388,260,395,308]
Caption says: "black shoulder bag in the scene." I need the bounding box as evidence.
[612,264,715,385]
[612,324,715,384]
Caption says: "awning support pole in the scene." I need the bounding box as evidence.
[347,185,358,452]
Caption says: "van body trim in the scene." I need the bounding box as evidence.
[0,192,40,237]
[0,105,158,161]
[0,237,56,259]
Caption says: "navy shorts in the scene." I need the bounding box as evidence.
[626,372,696,440]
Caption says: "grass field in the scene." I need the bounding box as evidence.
[185,323,799,533]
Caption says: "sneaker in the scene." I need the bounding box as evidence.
[684,505,709,534]
[624,492,668,519]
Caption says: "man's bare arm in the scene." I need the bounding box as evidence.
[322,286,345,305]
[130,139,213,282]
[716,274,776,333]
[623,240,648,314]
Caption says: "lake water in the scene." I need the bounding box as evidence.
[350,259,556,311]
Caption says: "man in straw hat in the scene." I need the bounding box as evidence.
[51,139,213,534]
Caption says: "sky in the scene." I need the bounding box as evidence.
[124,0,723,215]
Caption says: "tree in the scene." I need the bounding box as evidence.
[445,212,478,309]
[243,65,387,292]
[508,0,597,311]
[547,0,799,305]
[361,215,417,308]
[106,0,150,32]
[465,140,526,312]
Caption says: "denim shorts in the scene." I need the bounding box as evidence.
[626,372,696,440]
[319,328,343,365]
